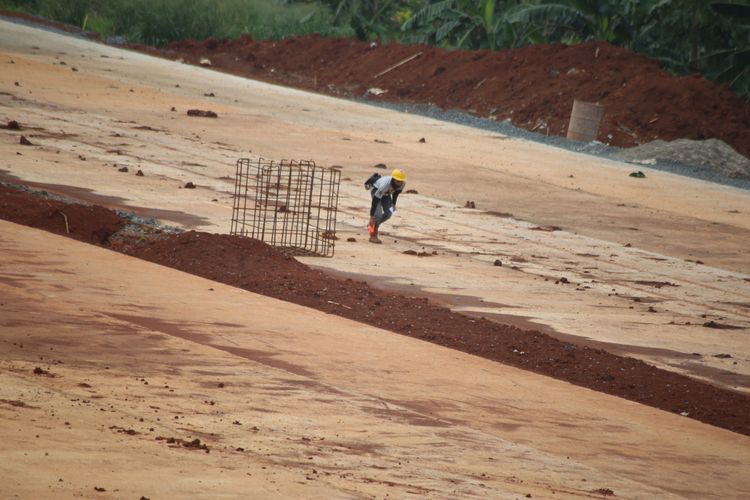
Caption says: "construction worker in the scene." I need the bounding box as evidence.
[367,168,406,244]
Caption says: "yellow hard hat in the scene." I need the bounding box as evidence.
[391,169,406,182]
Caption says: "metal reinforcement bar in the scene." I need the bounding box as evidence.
[230,158,341,257]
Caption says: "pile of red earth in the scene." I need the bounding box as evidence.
[2,182,750,436]
[135,34,749,158]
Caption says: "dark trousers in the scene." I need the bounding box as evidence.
[372,194,393,229]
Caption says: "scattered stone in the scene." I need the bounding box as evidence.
[418,137,426,143]
[321,231,338,240]
[118,166,129,173]
[199,57,212,66]
[493,259,502,266]
[624,243,632,247]
[110,425,138,435]
[136,169,144,176]
[187,109,218,118]
[714,353,732,359]
[346,237,356,242]
[373,163,387,169]
[629,170,646,178]
[33,367,51,376]
[531,225,562,232]
[19,136,33,146]
[94,486,106,492]
[405,189,418,194]
[156,436,209,452]
[14,81,19,86]
[3,120,21,130]
[556,277,570,284]
[217,382,225,388]
[204,92,215,97]
[71,67,78,72]
[403,250,432,257]
[183,438,210,452]
[170,106,176,112]
[591,488,615,496]
[464,201,476,209]
[184,182,196,189]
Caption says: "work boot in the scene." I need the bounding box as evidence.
[369,234,382,244]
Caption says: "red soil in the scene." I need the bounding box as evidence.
[141,34,749,157]
[0,185,124,244]
[2,182,749,437]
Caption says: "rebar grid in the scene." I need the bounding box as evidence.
[230,158,341,257]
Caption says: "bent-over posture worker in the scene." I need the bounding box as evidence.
[368,169,406,244]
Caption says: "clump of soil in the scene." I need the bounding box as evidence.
[591,488,615,496]
[1,120,21,130]
[186,109,218,118]
[403,249,433,257]
[131,35,750,158]
[156,436,210,452]
[2,183,750,437]
[109,426,139,435]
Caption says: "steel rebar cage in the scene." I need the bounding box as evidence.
[230,158,341,257]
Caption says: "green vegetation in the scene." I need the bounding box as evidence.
[0,0,353,44]
[0,0,747,98]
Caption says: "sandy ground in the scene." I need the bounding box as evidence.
[1,20,748,394]
[2,18,750,499]
[2,220,749,499]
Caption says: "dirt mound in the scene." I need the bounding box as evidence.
[139,35,750,158]
[0,184,124,244]
[613,138,750,179]
[2,183,750,436]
